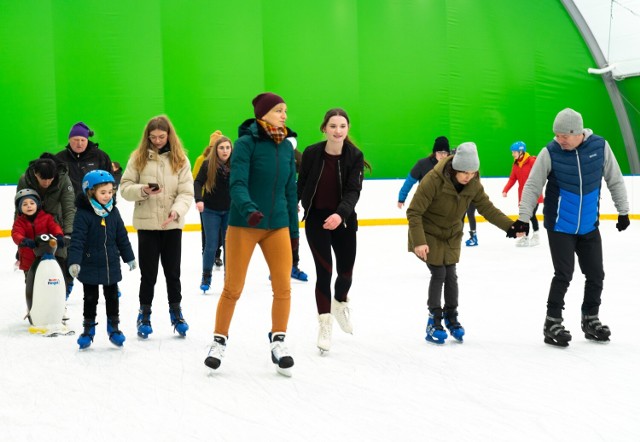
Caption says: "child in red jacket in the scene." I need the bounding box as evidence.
[11,189,64,277]
[502,141,544,247]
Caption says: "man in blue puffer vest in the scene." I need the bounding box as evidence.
[513,108,630,347]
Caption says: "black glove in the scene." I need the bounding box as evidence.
[616,214,630,232]
[55,235,66,248]
[291,237,299,253]
[507,220,530,238]
[20,238,36,249]
[247,211,264,227]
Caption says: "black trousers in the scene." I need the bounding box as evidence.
[82,283,119,319]
[137,229,183,306]
[426,263,458,312]
[305,209,357,314]
[546,229,604,318]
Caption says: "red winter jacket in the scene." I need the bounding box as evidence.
[11,210,64,271]
[503,153,544,203]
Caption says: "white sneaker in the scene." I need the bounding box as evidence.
[270,332,294,375]
[516,236,530,247]
[204,334,226,370]
[317,314,333,352]
[529,231,540,247]
[331,298,353,334]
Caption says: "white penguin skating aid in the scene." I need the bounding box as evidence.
[25,235,73,337]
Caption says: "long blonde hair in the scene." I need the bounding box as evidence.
[131,115,188,173]
[204,136,232,193]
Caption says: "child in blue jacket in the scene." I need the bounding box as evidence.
[67,170,136,349]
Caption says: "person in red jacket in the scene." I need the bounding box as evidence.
[11,189,64,277]
[502,141,543,246]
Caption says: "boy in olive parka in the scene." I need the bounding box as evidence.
[406,142,524,344]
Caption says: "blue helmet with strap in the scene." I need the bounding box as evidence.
[510,141,526,152]
[82,170,115,195]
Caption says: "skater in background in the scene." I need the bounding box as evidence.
[55,122,113,197]
[120,115,194,339]
[298,108,370,352]
[17,153,76,298]
[193,130,225,267]
[11,189,64,280]
[463,203,478,247]
[502,141,543,247]
[111,162,123,189]
[406,142,525,344]
[204,92,298,374]
[67,170,136,349]
[194,135,232,293]
[397,136,450,208]
[288,136,308,282]
[515,108,629,347]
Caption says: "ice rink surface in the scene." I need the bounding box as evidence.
[1,221,638,441]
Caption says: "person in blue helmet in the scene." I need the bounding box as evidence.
[502,141,544,247]
[67,170,136,349]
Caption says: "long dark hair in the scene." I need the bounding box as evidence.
[320,108,372,173]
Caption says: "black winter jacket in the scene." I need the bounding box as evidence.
[56,141,112,196]
[194,160,231,211]
[297,140,364,224]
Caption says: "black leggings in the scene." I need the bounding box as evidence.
[305,209,357,314]
[530,204,539,231]
[82,283,119,319]
[426,263,459,311]
[464,204,477,231]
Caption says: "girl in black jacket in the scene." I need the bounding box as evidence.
[297,108,368,353]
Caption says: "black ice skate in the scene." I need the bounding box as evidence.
[543,316,572,347]
[581,314,611,343]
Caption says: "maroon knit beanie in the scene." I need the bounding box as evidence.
[252,93,285,119]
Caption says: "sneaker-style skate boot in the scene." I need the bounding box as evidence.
[426,310,448,344]
[200,272,212,292]
[528,231,540,247]
[444,309,465,342]
[331,297,353,334]
[107,316,126,347]
[543,316,572,347]
[169,303,189,337]
[137,305,153,339]
[204,334,227,370]
[515,235,530,247]
[465,231,478,247]
[214,257,223,268]
[269,332,294,376]
[581,314,611,342]
[77,319,96,350]
[317,313,333,353]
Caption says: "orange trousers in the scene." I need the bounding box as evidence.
[214,226,292,337]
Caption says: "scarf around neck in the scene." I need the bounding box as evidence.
[90,198,113,218]
[257,119,288,144]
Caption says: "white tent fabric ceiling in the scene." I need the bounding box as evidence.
[574,0,640,79]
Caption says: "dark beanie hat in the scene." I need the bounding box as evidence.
[432,136,450,154]
[69,121,94,139]
[252,92,285,119]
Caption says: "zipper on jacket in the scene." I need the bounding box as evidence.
[269,144,279,226]
[303,160,325,222]
[575,150,582,234]
[337,159,347,228]
[103,218,110,286]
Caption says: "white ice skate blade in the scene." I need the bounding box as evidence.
[275,366,292,377]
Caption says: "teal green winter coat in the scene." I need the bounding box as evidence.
[228,119,299,239]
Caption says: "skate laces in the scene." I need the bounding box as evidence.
[208,338,226,359]
[270,340,291,360]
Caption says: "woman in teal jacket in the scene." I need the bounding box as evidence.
[205,92,299,376]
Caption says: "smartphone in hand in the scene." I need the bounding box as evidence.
[148,183,159,191]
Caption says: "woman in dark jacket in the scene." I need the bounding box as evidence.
[194,135,232,292]
[297,108,368,353]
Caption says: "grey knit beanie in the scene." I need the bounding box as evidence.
[452,142,480,172]
[553,108,583,135]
